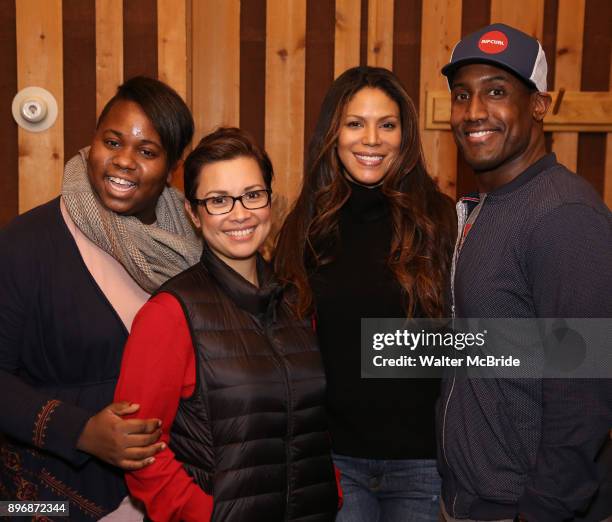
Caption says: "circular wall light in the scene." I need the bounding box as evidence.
[12,86,58,132]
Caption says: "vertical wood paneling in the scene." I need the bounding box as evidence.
[157,0,188,102]
[63,0,96,161]
[95,0,123,116]
[551,0,585,171]
[265,0,306,214]
[123,0,157,80]
[334,0,361,77]
[16,0,63,213]
[542,0,558,91]
[578,134,607,194]
[577,0,611,195]
[367,0,394,69]
[392,0,422,107]
[0,0,18,225]
[4,1,612,218]
[159,0,188,191]
[419,0,462,198]
[305,0,335,151]
[605,55,612,208]
[360,0,368,65]
[240,0,266,148]
[455,0,491,198]
[192,0,240,139]
[459,0,491,55]
[542,0,559,153]
[490,0,545,39]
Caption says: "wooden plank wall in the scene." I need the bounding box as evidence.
[0,0,18,225]
[192,0,240,138]
[16,0,64,213]
[1,0,611,227]
[265,0,307,214]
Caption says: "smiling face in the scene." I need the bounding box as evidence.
[450,63,550,189]
[336,87,402,186]
[186,156,271,281]
[87,99,169,224]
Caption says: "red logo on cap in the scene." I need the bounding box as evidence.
[478,30,508,54]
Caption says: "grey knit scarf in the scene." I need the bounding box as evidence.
[62,147,202,293]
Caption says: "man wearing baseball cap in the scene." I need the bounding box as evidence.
[437,23,612,522]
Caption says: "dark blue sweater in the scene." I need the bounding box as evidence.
[0,198,128,519]
[439,155,612,521]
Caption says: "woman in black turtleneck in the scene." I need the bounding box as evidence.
[275,67,456,521]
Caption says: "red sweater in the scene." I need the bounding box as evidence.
[115,292,342,522]
[115,292,213,522]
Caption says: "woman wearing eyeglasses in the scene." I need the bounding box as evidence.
[114,127,339,522]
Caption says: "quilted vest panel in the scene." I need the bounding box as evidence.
[158,255,337,522]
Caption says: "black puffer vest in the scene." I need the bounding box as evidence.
[156,248,338,522]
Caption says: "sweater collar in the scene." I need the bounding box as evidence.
[488,153,558,198]
[344,180,388,223]
[201,246,281,319]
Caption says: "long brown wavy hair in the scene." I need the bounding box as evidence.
[274,66,456,319]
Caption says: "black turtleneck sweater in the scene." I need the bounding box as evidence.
[310,183,439,459]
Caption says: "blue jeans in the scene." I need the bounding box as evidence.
[333,454,441,522]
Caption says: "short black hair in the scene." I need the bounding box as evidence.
[97,76,194,170]
[183,127,273,208]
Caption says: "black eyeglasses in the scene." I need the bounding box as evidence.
[191,189,272,215]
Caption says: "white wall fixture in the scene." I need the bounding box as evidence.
[12,86,58,132]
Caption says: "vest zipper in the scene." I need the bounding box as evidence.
[264,323,294,522]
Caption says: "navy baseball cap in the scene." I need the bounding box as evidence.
[441,23,547,92]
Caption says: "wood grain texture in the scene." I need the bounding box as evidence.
[16,0,64,213]
[490,0,544,39]
[305,0,335,151]
[606,52,612,208]
[460,0,491,35]
[0,0,18,225]
[158,0,188,192]
[426,90,612,131]
[455,0,491,199]
[392,0,422,107]
[265,0,306,215]
[123,0,157,80]
[157,0,187,102]
[192,0,240,139]
[5,0,612,217]
[334,0,361,77]
[367,0,394,69]
[95,0,123,116]
[240,0,266,148]
[551,0,585,171]
[542,0,559,154]
[542,0,558,91]
[577,0,611,196]
[360,0,368,65]
[63,0,96,161]
[419,0,462,198]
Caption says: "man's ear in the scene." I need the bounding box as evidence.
[184,199,201,229]
[532,92,552,122]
